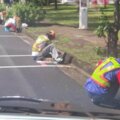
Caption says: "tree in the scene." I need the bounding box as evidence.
[107,0,120,57]
[96,0,120,57]
[54,0,58,10]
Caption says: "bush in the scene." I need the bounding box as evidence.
[8,3,45,25]
[0,4,6,12]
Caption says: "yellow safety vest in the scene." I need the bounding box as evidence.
[32,35,49,52]
[91,57,120,88]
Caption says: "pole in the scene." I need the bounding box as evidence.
[79,0,88,29]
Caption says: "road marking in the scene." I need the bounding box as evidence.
[0,65,73,69]
[0,35,15,37]
[0,35,22,37]
[0,54,31,57]
[18,36,32,45]
[22,39,31,45]
[0,34,32,45]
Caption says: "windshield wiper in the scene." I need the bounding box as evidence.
[0,96,118,120]
[0,96,50,114]
[0,96,91,117]
[0,96,48,103]
[0,106,40,114]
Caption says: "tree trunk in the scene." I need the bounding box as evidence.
[107,0,120,57]
[107,28,118,57]
[54,0,58,10]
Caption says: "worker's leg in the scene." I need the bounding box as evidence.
[32,52,39,61]
[37,44,63,62]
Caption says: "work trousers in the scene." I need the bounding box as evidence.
[32,44,60,61]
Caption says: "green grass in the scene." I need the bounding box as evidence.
[44,5,79,26]
[43,4,115,29]
[25,27,48,39]
[40,4,115,30]
[55,40,103,65]
[88,5,114,30]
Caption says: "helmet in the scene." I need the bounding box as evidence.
[47,30,55,40]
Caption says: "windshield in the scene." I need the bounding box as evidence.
[0,0,120,120]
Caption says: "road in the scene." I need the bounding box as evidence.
[0,27,120,119]
[0,28,83,102]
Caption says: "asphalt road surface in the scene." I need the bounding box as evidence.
[0,28,120,119]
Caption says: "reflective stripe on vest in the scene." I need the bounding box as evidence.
[91,57,120,88]
[32,35,49,52]
[36,35,49,43]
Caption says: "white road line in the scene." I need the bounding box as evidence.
[22,39,31,45]
[17,35,32,45]
[0,65,73,69]
[0,33,32,45]
[0,35,20,37]
[0,55,31,57]
[0,35,31,45]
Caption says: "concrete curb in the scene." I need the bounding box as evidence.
[71,58,91,78]
[62,52,92,77]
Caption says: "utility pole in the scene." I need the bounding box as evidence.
[79,0,88,29]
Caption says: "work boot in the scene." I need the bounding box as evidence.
[56,52,67,64]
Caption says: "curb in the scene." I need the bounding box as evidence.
[72,58,91,78]
[62,52,92,78]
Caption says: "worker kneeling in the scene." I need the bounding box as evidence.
[32,30,64,64]
[4,16,16,32]
[84,57,120,107]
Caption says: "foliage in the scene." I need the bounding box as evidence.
[95,1,120,57]
[8,3,45,24]
[26,0,43,6]
[15,0,54,6]
[95,8,112,38]
[95,46,107,56]
[0,4,6,12]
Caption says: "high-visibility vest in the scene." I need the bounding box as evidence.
[91,57,120,88]
[32,35,49,52]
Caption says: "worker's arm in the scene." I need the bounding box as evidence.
[38,41,48,51]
